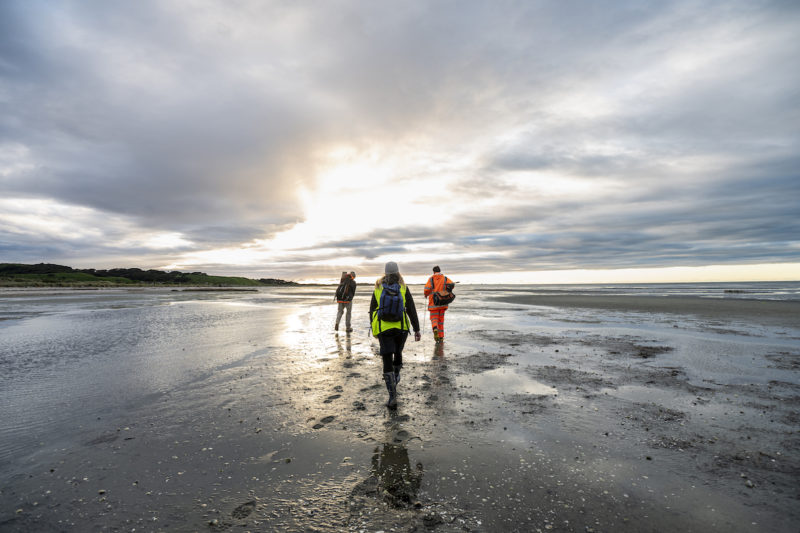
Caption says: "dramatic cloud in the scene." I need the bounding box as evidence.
[1,0,798,281]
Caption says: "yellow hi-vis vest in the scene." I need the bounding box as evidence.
[371,283,408,336]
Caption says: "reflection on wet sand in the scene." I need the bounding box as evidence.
[334,332,352,359]
[433,340,445,359]
[370,442,423,507]
[422,341,455,409]
[350,414,423,509]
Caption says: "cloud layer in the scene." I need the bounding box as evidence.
[1,0,798,281]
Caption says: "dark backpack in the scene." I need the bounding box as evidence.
[335,280,351,301]
[378,282,404,322]
[432,278,456,306]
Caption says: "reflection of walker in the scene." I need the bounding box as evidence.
[371,442,423,507]
[433,341,444,359]
[335,333,352,359]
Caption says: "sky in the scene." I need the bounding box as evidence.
[1,0,799,284]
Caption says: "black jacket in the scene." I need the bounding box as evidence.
[335,278,357,302]
[369,285,421,333]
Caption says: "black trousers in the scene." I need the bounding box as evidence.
[377,329,408,373]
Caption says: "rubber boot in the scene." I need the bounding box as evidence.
[383,372,397,409]
[393,365,401,384]
[432,327,439,342]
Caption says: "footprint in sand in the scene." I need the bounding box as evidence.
[323,394,341,403]
[231,500,255,519]
[312,415,337,429]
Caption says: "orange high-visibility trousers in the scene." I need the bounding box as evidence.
[429,308,446,338]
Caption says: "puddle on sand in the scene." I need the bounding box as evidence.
[607,384,688,407]
[458,367,557,396]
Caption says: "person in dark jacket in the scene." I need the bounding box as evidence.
[369,261,421,408]
[334,271,357,332]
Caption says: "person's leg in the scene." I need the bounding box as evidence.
[378,333,398,408]
[335,303,344,330]
[345,301,353,330]
[430,309,440,338]
[393,331,408,382]
[378,333,395,373]
[431,309,445,341]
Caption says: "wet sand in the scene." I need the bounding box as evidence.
[493,293,800,328]
[1,287,798,532]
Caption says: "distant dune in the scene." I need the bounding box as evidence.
[0,263,297,287]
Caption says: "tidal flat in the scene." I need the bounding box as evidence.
[0,284,798,532]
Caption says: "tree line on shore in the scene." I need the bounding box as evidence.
[0,263,296,287]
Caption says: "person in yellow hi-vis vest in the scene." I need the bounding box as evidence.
[369,261,421,409]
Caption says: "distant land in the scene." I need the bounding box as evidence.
[0,263,298,287]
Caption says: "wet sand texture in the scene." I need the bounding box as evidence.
[494,293,800,327]
[0,286,798,532]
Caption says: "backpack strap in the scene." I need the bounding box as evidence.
[397,284,406,331]
[376,285,383,335]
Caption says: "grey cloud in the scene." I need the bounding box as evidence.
[1,1,321,237]
[1,0,798,277]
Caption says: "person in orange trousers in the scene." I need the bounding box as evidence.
[423,266,454,343]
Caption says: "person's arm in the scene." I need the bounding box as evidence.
[423,276,432,297]
[405,287,421,333]
[350,279,357,299]
[369,291,377,317]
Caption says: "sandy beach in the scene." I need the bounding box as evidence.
[1,285,798,532]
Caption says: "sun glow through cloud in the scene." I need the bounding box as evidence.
[0,1,797,283]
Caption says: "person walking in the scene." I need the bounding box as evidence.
[334,271,357,332]
[369,261,421,408]
[423,266,454,343]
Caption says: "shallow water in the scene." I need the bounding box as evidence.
[1,284,799,531]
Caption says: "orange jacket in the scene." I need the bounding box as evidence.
[424,273,453,310]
